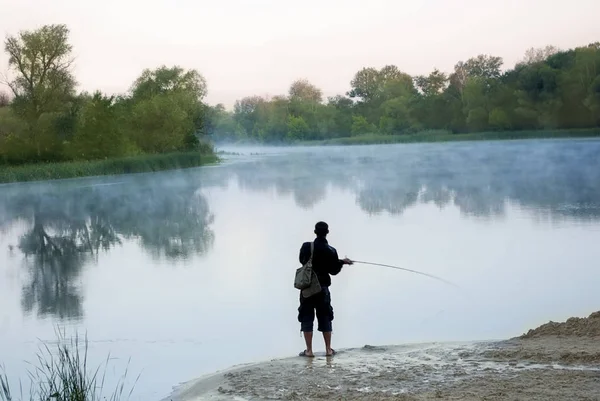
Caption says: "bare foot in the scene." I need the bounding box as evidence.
[325,348,336,357]
[299,350,314,357]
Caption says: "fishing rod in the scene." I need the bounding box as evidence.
[349,259,461,289]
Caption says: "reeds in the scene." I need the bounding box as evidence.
[0,329,138,401]
[0,151,219,184]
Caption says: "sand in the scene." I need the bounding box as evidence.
[519,311,600,339]
[165,312,600,401]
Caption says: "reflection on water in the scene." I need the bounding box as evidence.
[222,139,600,220]
[1,139,600,401]
[1,139,600,321]
[0,174,216,321]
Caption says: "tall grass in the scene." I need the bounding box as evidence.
[300,128,600,146]
[0,151,219,184]
[0,330,138,401]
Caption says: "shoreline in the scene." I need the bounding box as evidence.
[211,128,600,148]
[0,151,220,184]
[297,128,600,147]
[165,311,600,401]
[4,130,600,184]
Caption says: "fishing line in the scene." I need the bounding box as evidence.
[350,260,461,289]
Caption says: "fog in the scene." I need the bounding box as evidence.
[1,138,600,400]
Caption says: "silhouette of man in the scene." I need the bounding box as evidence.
[297,221,353,357]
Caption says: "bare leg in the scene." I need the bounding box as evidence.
[303,331,314,356]
[323,331,333,356]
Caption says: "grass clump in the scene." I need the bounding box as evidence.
[0,330,138,401]
[0,151,219,184]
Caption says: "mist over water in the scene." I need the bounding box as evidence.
[1,138,600,400]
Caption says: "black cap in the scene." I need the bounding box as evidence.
[314,221,329,236]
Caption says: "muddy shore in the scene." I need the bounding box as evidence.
[165,312,600,400]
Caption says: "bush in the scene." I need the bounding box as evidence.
[351,115,377,136]
[489,108,512,130]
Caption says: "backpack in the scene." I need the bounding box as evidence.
[294,242,322,298]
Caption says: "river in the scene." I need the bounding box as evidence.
[1,139,600,400]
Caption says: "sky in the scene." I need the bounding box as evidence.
[1,0,599,109]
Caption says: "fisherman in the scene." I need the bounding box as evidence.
[298,221,353,357]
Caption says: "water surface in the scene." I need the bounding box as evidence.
[1,139,600,400]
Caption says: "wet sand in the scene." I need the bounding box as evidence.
[166,313,600,401]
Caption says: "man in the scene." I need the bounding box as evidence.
[297,221,353,357]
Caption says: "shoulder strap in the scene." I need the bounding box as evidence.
[309,241,314,263]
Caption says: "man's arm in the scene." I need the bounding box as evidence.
[327,246,345,275]
[299,242,311,265]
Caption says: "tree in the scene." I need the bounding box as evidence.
[286,115,309,140]
[288,79,322,103]
[462,77,490,131]
[3,24,76,152]
[489,108,511,130]
[584,75,600,124]
[327,95,354,136]
[128,66,208,148]
[128,92,193,153]
[415,69,448,97]
[379,96,413,134]
[0,91,9,107]
[66,92,128,160]
[233,95,266,138]
[351,115,376,136]
[4,24,75,117]
[513,63,562,128]
[131,66,207,102]
[262,96,290,141]
[347,65,409,102]
[520,45,560,65]
[450,55,503,95]
[412,70,452,130]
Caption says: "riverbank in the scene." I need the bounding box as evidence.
[166,310,600,401]
[299,128,600,146]
[0,151,219,184]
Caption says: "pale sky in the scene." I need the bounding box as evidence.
[1,0,599,109]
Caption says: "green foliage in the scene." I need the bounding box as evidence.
[0,151,218,184]
[127,93,191,153]
[130,65,207,102]
[488,108,511,130]
[66,92,128,160]
[4,22,600,170]
[287,115,310,140]
[4,24,76,125]
[219,42,600,143]
[1,25,216,176]
[351,115,376,136]
[289,79,322,103]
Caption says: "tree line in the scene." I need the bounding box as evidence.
[207,44,600,142]
[0,24,214,165]
[2,24,599,164]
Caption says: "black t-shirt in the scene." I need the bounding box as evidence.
[299,236,344,287]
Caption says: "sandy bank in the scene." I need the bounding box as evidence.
[165,311,600,401]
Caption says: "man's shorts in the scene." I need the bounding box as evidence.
[297,286,334,332]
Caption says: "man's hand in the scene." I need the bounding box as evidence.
[342,258,354,265]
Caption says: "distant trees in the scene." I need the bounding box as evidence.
[1,24,213,165]
[206,43,600,142]
[3,22,600,157]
